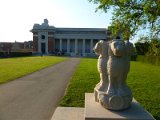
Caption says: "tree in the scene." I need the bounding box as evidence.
[147,38,160,56]
[135,36,160,56]
[135,41,149,55]
[89,0,160,40]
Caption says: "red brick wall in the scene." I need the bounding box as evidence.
[33,32,38,35]
[48,32,54,35]
[48,37,54,52]
[33,36,38,52]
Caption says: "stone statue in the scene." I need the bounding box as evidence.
[94,40,109,91]
[123,40,134,88]
[33,19,55,30]
[41,19,49,26]
[94,39,133,110]
[93,40,109,102]
[125,39,134,60]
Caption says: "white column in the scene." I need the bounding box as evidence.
[60,39,62,51]
[83,39,85,54]
[45,32,48,54]
[38,33,41,53]
[67,39,70,53]
[90,39,93,53]
[75,39,78,54]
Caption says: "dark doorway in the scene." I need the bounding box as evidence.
[41,43,46,54]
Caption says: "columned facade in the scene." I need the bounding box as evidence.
[59,39,62,52]
[52,39,100,56]
[90,39,93,53]
[30,19,111,56]
[82,39,85,55]
[74,39,78,54]
[67,39,70,53]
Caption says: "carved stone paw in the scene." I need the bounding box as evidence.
[99,94,132,110]
[95,87,132,110]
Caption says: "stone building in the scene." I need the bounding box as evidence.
[0,42,24,52]
[30,19,111,56]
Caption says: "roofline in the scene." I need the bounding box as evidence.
[56,27,107,30]
[30,27,108,32]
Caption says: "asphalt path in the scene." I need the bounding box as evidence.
[0,58,80,120]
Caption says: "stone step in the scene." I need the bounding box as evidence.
[51,93,155,120]
[85,93,155,120]
[51,107,84,120]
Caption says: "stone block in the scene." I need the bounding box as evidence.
[85,93,155,120]
[51,107,84,120]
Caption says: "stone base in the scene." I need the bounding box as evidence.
[94,87,132,110]
[85,93,155,120]
[51,107,84,120]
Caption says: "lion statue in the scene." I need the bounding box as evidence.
[96,39,133,110]
[93,40,109,102]
[93,40,109,91]
[107,39,126,96]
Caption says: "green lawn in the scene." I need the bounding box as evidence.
[60,58,160,120]
[0,56,68,84]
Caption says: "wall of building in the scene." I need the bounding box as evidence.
[30,19,109,56]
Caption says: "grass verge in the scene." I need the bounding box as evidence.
[60,58,160,119]
[60,58,99,107]
[0,56,68,84]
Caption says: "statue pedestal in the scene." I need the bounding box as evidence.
[85,93,155,120]
[94,87,132,110]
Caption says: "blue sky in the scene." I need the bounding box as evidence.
[0,0,112,42]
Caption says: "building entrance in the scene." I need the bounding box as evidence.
[41,43,46,54]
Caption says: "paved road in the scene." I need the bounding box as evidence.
[0,58,80,120]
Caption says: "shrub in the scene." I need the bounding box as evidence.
[136,55,160,66]
[0,52,32,58]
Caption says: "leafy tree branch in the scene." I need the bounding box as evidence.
[89,0,160,40]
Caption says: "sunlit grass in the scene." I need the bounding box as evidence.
[0,56,68,84]
[128,62,160,120]
[60,58,98,107]
[60,58,160,119]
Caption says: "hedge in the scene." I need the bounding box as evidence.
[136,55,160,66]
[0,52,32,58]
